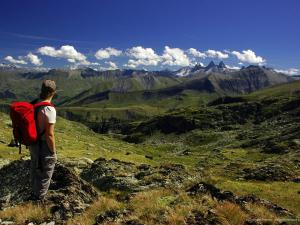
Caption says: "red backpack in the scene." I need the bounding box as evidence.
[10,101,54,154]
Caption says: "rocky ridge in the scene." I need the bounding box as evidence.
[0,160,98,222]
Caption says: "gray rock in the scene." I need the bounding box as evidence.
[61,157,94,170]
[81,157,193,192]
[0,159,10,169]
[46,222,55,225]
[0,160,98,220]
[187,182,293,217]
[243,165,294,181]
[1,221,15,225]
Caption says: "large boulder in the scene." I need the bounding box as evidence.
[186,182,293,217]
[0,160,98,220]
[243,165,294,181]
[81,157,193,192]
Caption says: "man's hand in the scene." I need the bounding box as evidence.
[45,122,56,154]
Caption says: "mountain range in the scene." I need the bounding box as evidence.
[0,61,294,104]
[175,61,234,76]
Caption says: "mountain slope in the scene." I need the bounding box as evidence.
[0,67,183,104]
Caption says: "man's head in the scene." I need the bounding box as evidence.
[40,80,56,100]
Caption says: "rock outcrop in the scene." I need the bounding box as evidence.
[243,165,295,181]
[187,182,293,217]
[81,157,194,192]
[0,160,98,221]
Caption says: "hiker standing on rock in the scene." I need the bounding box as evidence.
[29,80,57,201]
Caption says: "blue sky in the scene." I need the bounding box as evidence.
[0,0,299,74]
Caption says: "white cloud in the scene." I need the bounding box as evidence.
[125,58,162,68]
[38,45,89,64]
[127,46,160,61]
[95,47,122,60]
[231,49,265,64]
[274,68,299,76]
[206,49,229,59]
[89,62,100,66]
[4,56,27,65]
[125,46,161,68]
[106,61,118,70]
[238,62,244,65]
[226,65,240,70]
[125,46,201,68]
[161,46,191,67]
[98,61,119,71]
[26,52,43,66]
[124,59,138,68]
[187,48,206,58]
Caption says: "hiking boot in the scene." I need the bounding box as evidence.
[27,194,46,205]
[31,197,46,206]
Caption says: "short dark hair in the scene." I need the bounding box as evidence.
[40,80,56,100]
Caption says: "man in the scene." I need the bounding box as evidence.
[29,80,57,201]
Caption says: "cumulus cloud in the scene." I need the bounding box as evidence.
[274,68,299,76]
[125,46,161,68]
[231,49,265,64]
[89,62,100,66]
[4,56,27,64]
[106,61,118,70]
[125,46,197,68]
[205,49,229,59]
[161,46,191,67]
[187,48,206,58]
[26,52,43,66]
[38,45,89,64]
[124,59,138,69]
[95,47,122,60]
[98,61,119,71]
[6,45,272,70]
[127,46,160,61]
[124,58,157,68]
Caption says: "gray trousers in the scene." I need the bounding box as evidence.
[29,140,57,199]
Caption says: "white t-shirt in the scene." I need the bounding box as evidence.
[36,106,56,140]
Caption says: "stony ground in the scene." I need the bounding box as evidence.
[0,158,298,225]
[0,160,98,222]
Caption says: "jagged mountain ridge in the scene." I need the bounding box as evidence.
[61,65,294,106]
[175,61,236,76]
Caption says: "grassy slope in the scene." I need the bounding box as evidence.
[115,80,300,216]
[245,80,300,99]
[1,108,300,216]
[0,112,153,165]
[59,91,218,125]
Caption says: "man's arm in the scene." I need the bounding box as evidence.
[45,123,56,154]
